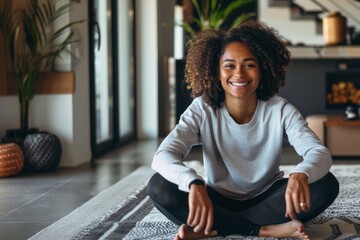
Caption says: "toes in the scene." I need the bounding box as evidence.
[178,224,187,239]
[173,233,180,240]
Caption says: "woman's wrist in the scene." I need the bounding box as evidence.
[189,179,205,188]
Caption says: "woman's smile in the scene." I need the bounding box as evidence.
[229,80,251,87]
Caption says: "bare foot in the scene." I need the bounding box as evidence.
[259,220,310,240]
[173,224,218,240]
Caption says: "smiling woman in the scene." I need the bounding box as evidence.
[147,20,339,240]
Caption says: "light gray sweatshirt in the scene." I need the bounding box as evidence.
[152,95,332,200]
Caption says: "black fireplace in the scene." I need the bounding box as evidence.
[326,71,360,109]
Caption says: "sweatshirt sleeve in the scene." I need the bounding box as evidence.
[151,98,205,192]
[282,102,332,183]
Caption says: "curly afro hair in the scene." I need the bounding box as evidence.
[184,20,291,108]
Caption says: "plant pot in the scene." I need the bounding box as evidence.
[23,132,62,172]
[2,128,39,149]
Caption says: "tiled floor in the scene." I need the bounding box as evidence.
[0,139,161,240]
[0,139,358,240]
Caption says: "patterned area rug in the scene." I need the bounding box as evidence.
[31,165,360,240]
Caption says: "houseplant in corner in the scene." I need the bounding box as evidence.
[0,0,81,147]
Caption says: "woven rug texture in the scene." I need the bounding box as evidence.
[65,164,360,240]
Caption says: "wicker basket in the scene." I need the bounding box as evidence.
[0,143,25,177]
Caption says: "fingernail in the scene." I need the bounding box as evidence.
[208,230,218,236]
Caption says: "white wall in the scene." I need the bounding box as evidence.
[69,1,91,166]
[136,0,159,139]
[0,96,21,130]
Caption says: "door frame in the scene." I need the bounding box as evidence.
[88,0,137,159]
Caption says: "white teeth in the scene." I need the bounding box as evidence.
[231,82,249,87]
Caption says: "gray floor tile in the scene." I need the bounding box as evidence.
[0,222,52,240]
[0,194,39,217]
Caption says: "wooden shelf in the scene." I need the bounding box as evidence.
[325,115,360,127]
[288,46,360,59]
[0,72,75,96]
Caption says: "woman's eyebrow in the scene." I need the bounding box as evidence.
[244,58,257,62]
[222,59,235,63]
[222,58,257,63]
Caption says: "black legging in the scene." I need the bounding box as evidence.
[147,172,339,236]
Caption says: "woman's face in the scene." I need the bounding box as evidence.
[219,42,260,101]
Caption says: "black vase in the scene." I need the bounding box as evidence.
[23,132,62,172]
[2,128,39,149]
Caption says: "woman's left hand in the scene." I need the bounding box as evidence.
[284,173,311,220]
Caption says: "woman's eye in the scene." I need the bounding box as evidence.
[224,64,234,69]
[244,63,256,69]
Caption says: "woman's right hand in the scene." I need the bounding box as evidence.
[187,184,214,235]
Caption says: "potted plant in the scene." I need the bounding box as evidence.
[178,0,255,37]
[0,0,81,145]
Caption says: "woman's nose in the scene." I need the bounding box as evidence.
[234,67,243,77]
